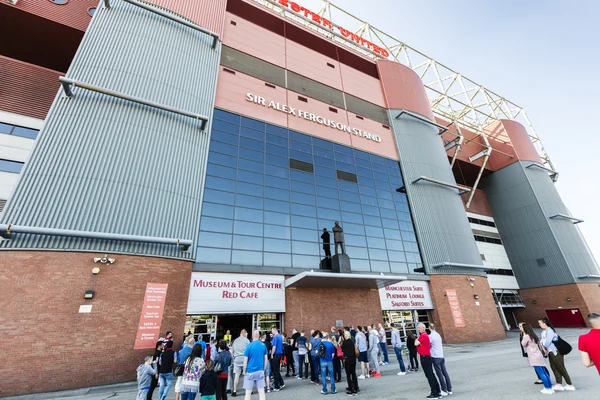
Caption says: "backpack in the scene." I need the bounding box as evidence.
[318,342,327,359]
[298,340,308,356]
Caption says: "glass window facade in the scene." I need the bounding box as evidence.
[196,109,423,274]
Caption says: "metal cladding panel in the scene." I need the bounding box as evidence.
[483,162,599,289]
[0,57,61,120]
[0,1,221,259]
[220,46,286,88]
[3,0,97,32]
[389,110,484,276]
[146,0,227,36]
[287,71,345,109]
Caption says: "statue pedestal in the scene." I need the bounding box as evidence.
[331,254,351,273]
[319,257,332,271]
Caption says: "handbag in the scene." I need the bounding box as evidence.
[553,336,572,356]
[174,355,188,376]
[336,344,345,360]
[215,352,223,373]
[354,346,359,357]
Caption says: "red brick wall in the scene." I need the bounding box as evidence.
[515,283,600,327]
[0,251,192,397]
[429,275,506,343]
[285,287,382,332]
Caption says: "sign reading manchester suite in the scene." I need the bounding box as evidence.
[379,281,433,310]
[187,273,285,314]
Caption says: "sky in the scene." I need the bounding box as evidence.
[291,0,600,264]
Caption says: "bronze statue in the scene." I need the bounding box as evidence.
[321,228,332,258]
[333,221,345,255]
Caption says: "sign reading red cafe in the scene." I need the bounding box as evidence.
[259,0,389,58]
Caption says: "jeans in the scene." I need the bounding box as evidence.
[379,342,389,363]
[409,349,419,370]
[216,376,228,400]
[534,366,553,389]
[311,355,321,382]
[298,353,309,378]
[181,392,197,400]
[420,356,440,396]
[226,364,233,391]
[548,352,572,385]
[345,356,359,393]
[293,350,300,375]
[147,374,158,400]
[333,355,342,381]
[271,354,284,389]
[393,347,406,372]
[158,372,174,400]
[432,358,452,393]
[320,360,336,393]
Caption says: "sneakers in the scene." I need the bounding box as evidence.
[426,395,442,399]
[297,376,302,380]
[372,372,381,378]
[321,390,328,395]
[357,375,366,380]
[440,391,448,397]
[397,371,406,376]
[231,392,237,397]
[383,362,389,365]
[564,385,576,391]
[265,389,272,393]
[332,391,338,394]
[552,385,565,392]
[272,388,280,392]
[540,388,554,395]
[280,384,286,389]
[447,391,453,395]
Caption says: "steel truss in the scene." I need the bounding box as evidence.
[250,0,556,182]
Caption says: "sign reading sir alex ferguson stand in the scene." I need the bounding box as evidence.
[187,273,285,314]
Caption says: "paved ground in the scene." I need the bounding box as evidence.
[7,329,598,400]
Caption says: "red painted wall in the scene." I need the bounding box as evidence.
[3,0,97,32]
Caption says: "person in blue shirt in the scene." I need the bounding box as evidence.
[309,331,323,384]
[243,330,268,400]
[270,327,285,391]
[194,336,207,359]
[319,333,337,395]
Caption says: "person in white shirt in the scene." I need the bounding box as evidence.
[429,323,452,396]
[391,328,407,376]
[378,323,390,365]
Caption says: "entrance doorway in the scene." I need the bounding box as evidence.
[217,314,253,339]
[186,313,285,342]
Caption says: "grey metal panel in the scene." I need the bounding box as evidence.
[345,94,390,126]
[472,229,501,239]
[483,161,599,289]
[220,46,286,88]
[286,71,345,109]
[388,110,485,276]
[0,0,221,260]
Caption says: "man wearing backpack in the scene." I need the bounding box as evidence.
[319,333,337,395]
[296,330,309,380]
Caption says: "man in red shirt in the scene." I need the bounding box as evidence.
[578,312,600,375]
[415,323,441,399]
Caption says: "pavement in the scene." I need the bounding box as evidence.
[6,329,598,400]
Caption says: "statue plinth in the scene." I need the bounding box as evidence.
[320,257,332,271]
[331,254,351,273]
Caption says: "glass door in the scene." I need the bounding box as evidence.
[185,315,217,342]
[253,313,284,333]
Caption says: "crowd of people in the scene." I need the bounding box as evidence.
[136,312,600,399]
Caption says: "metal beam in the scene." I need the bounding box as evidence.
[431,262,493,271]
[59,77,209,131]
[395,110,448,134]
[526,163,559,181]
[549,214,584,224]
[0,224,192,251]
[576,274,600,279]
[411,176,471,195]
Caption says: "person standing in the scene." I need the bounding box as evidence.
[319,333,337,395]
[148,341,163,400]
[309,331,323,384]
[538,317,575,391]
[519,322,550,385]
[406,331,419,372]
[415,323,441,399]
[242,330,269,400]
[330,332,342,382]
[230,329,250,397]
[138,356,158,400]
[291,328,301,379]
[284,333,295,377]
[341,330,359,395]
[180,344,206,400]
[215,340,232,400]
[224,330,233,347]
[579,312,600,374]
[270,327,285,391]
[159,340,178,400]
[176,336,197,400]
[391,328,406,376]
[296,330,309,380]
[200,360,217,400]
[521,323,554,395]
[261,333,273,392]
[368,325,381,377]
[377,323,390,365]
[355,326,368,379]
[429,323,452,396]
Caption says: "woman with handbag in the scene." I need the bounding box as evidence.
[518,323,550,385]
[331,334,343,382]
[180,344,206,400]
[538,318,576,392]
[215,340,232,400]
[521,323,553,395]
[341,330,359,396]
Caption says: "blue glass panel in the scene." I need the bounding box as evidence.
[265,175,290,189]
[211,129,238,145]
[265,198,290,213]
[264,238,291,253]
[340,191,360,203]
[264,211,290,226]
[237,170,264,185]
[405,252,420,263]
[362,205,380,216]
[240,137,264,151]
[383,228,401,240]
[314,156,335,168]
[401,231,417,242]
[385,239,404,251]
[264,252,292,267]
[264,224,291,239]
[365,226,384,238]
[404,241,418,253]
[368,248,388,261]
[371,163,387,173]
[233,235,263,251]
[360,194,378,206]
[351,259,371,271]
[203,189,234,206]
[240,126,265,141]
[334,143,353,155]
[198,232,232,249]
[336,162,356,173]
[214,109,240,124]
[312,137,333,150]
[387,251,406,262]
[264,187,289,201]
[313,147,334,160]
[235,207,263,223]
[236,194,263,210]
[197,247,231,264]
[290,149,312,163]
[376,189,393,200]
[290,140,312,153]
[266,153,288,167]
[290,170,315,184]
[266,143,289,157]
[236,182,263,197]
[345,246,368,259]
[339,222,365,236]
[314,165,337,179]
[289,130,311,144]
[390,262,409,274]
[205,176,235,192]
[317,208,341,221]
[390,176,404,186]
[210,140,238,156]
[202,203,234,219]
[292,254,320,269]
[367,236,386,249]
[292,241,320,255]
[353,149,370,160]
[206,163,236,180]
[379,208,396,220]
[357,176,375,187]
[265,165,289,179]
[241,116,265,131]
[374,180,392,191]
[314,186,337,199]
[212,119,239,134]
[0,123,13,134]
[399,221,414,232]
[234,221,263,236]
[340,201,361,213]
[266,133,288,147]
[238,158,264,173]
[362,215,382,227]
[341,212,363,224]
[291,180,315,195]
[397,212,412,222]
[382,218,399,229]
[266,124,288,137]
[394,192,408,203]
[335,152,353,164]
[370,154,386,165]
[337,180,358,192]
[291,215,317,229]
[396,202,410,213]
[316,197,339,210]
[291,227,318,242]
[378,198,395,210]
[354,157,372,169]
[291,204,316,217]
[232,250,262,266]
[239,148,264,162]
[370,260,390,273]
[208,152,237,168]
[200,216,233,233]
[359,186,377,197]
[290,192,315,206]
[315,176,337,189]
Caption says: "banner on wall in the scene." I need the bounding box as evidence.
[187,272,285,314]
[134,283,168,349]
[446,289,465,328]
[378,281,433,310]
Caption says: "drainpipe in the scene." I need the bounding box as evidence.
[465,128,492,208]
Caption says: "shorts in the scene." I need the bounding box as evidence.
[174,376,183,393]
[233,358,244,375]
[243,370,266,391]
[358,351,368,363]
[201,396,216,400]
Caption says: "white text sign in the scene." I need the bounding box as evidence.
[379,281,433,310]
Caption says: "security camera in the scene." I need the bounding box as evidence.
[93,254,115,264]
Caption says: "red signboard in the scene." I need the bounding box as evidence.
[134,283,168,349]
[446,289,465,328]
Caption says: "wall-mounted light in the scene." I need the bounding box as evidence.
[467,277,476,282]
[532,300,537,305]
[566,298,571,302]
[84,290,95,299]
[92,267,100,275]
[473,294,480,300]
[93,254,115,264]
